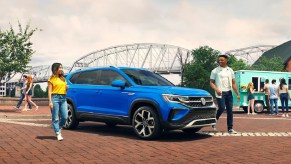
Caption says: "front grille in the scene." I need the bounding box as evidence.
[181,96,214,108]
[173,108,216,125]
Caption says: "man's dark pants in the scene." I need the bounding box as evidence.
[265,95,270,113]
[16,93,32,109]
[216,91,233,130]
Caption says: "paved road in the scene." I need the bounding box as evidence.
[1,105,291,163]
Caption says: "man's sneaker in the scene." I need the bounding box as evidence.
[286,114,289,117]
[57,133,63,141]
[228,129,237,134]
[14,107,20,110]
[211,125,217,130]
[282,114,285,117]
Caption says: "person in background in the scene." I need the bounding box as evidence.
[48,63,68,141]
[210,54,240,134]
[247,82,256,115]
[23,75,38,111]
[263,79,270,113]
[269,79,279,115]
[278,78,290,117]
[14,75,32,110]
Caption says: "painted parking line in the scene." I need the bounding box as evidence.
[1,118,291,137]
[199,131,291,137]
[221,116,291,120]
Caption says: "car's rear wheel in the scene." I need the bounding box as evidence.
[63,103,79,129]
[132,106,161,140]
[254,101,264,113]
[182,127,202,134]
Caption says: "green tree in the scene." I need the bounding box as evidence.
[183,46,220,94]
[33,84,47,98]
[252,56,284,71]
[0,22,38,81]
[228,56,251,71]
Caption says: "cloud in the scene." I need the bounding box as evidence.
[1,0,291,68]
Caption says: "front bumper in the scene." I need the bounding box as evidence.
[161,107,217,130]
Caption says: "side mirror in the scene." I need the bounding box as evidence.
[112,80,126,89]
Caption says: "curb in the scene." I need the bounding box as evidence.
[0,114,51,119]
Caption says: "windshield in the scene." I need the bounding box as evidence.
[122,69,174,86]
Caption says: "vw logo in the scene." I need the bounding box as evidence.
[201,98,206,106]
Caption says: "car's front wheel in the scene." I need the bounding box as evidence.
[132,106,161,140]
[63,103,79,129]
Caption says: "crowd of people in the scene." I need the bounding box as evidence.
[210,55,291,134]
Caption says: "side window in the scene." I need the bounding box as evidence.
[69,72,81,84]
[99,70,127,86]
[75,70,99,85]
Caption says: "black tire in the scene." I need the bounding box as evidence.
[132,106,162,140]
[105,122,117,127]
[254,102,264,113]
[182,128,202,134]
[63,103,79,129]
[242,106,248,113]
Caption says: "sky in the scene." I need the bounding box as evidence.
[1,0,291,68]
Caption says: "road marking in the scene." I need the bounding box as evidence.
[221,116,291,120]
[1,118,291,137]
[199,131,291,137]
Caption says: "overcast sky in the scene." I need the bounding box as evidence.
[1,0,291,67]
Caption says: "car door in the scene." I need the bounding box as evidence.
[73,70,101,113]
[95,69,132,116]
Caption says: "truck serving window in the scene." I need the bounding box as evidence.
[252,77,265,92]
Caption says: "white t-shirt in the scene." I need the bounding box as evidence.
[269,84,278,99]
[278,84,288,94]
[210,66,234,98]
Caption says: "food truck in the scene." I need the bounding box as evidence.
[233,70,291,113]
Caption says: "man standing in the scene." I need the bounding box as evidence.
[14,75,32,110]
[210,54,240,134]
[263,79,270,113]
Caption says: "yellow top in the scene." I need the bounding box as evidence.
[48,76,67,94]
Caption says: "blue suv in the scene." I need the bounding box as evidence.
[64,66,216,139]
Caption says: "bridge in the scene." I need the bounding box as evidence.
[26,43,274,82]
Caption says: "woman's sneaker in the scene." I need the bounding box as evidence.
[286,114,289,117]
[56,133,63,141]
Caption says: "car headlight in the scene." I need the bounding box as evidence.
[162,94,189,103]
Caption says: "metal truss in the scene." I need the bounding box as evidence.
[28,65,71,83]
[70,43,192,74]
[225,45,275,65]
[26,44,275,83]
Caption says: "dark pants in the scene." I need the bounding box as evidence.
[280,93,289,113]
[216,91,233,130]
[16,93,32,109]
[265,95,270,113]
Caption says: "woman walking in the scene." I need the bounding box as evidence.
[247,82,256,115]
[23,75,38,111]
[48,63,68,141]
[279,78,290,117]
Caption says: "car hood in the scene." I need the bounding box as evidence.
[134,86,212,97]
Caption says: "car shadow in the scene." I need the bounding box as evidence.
[35,136,56,140]
[69,122,212,142]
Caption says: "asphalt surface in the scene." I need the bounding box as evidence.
[1,105,291,163]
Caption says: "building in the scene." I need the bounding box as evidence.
[256,40,291,65]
